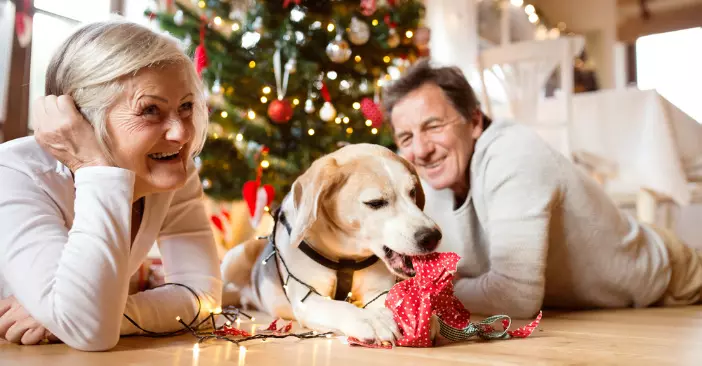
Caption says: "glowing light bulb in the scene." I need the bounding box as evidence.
[247,110,256,119]
[262,86,271,94]
[251,317,256,322]
[365,119,372,126]
[371,128,378,134]
[528,13,539,23]
[239,346,247,352]
[214,307,222,314]
[327,23,335,32]
[249,60,256,68]
[236,133,243,141]
[525,4,535,14]
[198,0,205,8]
[372,19,378,26]
[176,316,181,321]
[226,320,232,326]
[326,334,332,338]
[232,23,240,31]
[260,96,268,103]
[510,0,524,6]
[346,127,353,134]
[261,160,270,168]
[293,98,300,105]
[353,102,361,110]
[354,55,362,62]
[220,111,228,118]
[214,16,222,25]
[343,116,350,123]
[405,30,413,38]
[308,128,315,136]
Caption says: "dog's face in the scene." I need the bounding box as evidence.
[288,143,441,278]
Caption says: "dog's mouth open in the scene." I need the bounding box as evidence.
[383,246,416,278]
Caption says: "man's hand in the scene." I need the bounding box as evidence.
[0,296,59,345]
[32,95,111,172]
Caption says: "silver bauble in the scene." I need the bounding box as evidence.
[173,10,184,26]
[348,17,370,45]
[326,33,352,63]
[304,99,315,114]
[387,28,400,48]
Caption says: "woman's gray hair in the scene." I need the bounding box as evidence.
[45,19,207,160]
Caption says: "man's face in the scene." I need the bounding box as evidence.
[390,83,483,194]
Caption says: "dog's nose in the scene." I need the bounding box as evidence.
[414,228,442,252]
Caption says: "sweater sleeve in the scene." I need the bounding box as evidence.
[0,166,135,351]
[454,141,561,318]
[120,162,222,336]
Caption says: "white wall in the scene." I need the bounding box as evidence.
[532,0,618,89]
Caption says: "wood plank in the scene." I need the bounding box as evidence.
[2,307,702,365]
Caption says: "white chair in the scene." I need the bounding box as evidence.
[477,36,618,184]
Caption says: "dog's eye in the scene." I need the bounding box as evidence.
[409,187,417,199]
[364,199,388,209]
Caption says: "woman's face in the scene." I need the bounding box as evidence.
[106,63,196,197]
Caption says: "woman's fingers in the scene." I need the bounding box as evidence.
[5,316,42,344]
[20,324,48,345]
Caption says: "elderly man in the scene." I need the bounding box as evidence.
[382,58,702,318]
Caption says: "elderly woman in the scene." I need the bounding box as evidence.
[0,20,221,351]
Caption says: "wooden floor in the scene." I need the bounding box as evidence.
[3,306,702,365]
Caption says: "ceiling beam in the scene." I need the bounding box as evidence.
[618,2,702,42]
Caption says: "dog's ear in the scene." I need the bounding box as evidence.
[288,156,340,247]
[414,178,425,210]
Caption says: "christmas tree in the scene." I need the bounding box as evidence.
[149,0,426,206]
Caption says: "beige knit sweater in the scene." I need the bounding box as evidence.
[421,121,671,318]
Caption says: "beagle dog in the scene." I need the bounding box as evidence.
[220,143,441,343]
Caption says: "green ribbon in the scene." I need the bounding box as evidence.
[437,315,513,341]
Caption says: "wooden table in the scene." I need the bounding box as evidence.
[2,306,702,365]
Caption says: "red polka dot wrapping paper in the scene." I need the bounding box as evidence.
[382,252,542,348]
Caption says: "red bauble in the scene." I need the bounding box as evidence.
[194,44,208,77]
[360,97,383,128]
[268,99,293,124]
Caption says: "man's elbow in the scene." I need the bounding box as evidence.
[502,298,542,319]
[62,331,120,352]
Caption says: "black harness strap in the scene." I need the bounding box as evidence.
[277,210,379,301]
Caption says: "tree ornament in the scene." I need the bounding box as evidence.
[268,99,294,123]
[304,98,315,114]
[348,17,370,45]
[318,81,336,122]
[387,28,400,48]
[252,17,263,32]
[242,148,275,228]
[207,122,224,136]
[211,78,223,94]
[194,17,208,77]
[361,97,383,127]
[326,31,352,63]
[14,0,32,48]
[173,10,184,25]
[285,58,297,74]
[268,48,293,124]
[183,33,192,49]
[319,102,337,122]
[360,0,377,16]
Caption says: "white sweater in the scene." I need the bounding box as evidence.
[422,121,671,318]
[0,137,222,351]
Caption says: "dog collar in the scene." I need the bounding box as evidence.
[277,210,379,301]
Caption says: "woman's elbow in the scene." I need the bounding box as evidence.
[62,330,120,351]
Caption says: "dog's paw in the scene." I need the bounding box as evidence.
[342,307,401,343]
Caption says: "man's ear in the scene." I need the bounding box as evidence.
[288,156,340,247]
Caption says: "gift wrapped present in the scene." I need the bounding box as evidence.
[349,252,542,348]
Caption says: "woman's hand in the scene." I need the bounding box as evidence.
[0,296,59,345]
[32,95,111,172]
